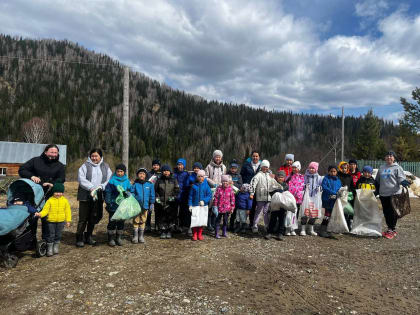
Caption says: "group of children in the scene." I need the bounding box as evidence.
[30,150,406,257]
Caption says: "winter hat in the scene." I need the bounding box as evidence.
[230,159,239,169]
[213,150,223,158]
[348,159,358,165]
[308,162,319,172]
[338,161,348,172]
[261,160,270,168]
[152,159,161,166]
[177,158,186,168]
[328,165,338,172]
[292,161,301,170]
[197,170,206,177]
[276,170,286,177]
[193,162,203,170]
[285,154,294,161]
[115,163,127,173]
[386,151,397,159]
[362,165,373,174]
[221,175,230,182]
[161,164,172,173]
[241,183,251,192]
[52,182,65,193]
[136,167,148,175]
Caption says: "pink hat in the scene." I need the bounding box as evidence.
[221,175,230,182]
[308,162,319,172]
[197,170,206,177]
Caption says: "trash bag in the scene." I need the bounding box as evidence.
[285,210,298,230]
[327,188,349,234]
[270,191,297,212]
[190,205,209,228]
[391,187,411,218]
[299,187,322,219]
[343,203,354,216]
[115,185,126,205]
[351,189,382,237]
[111,195,142,221]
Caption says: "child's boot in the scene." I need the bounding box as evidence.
[47,243,54,257]
[192,227,198,241]
[290,229,297,236]
[132,228,139,244]
[319,224,332,238]
[222,226,228,238]
[76,233,84,247]
[307,225,318,236]
[116,230,124,246]
[240,223,247,233]
[300,225,307,236]
[285,228,291,236]
[138,228,145,243]
[53,242,60,254]
[108,230,116,247]
[198,227,204,240]
[215,225,221,239]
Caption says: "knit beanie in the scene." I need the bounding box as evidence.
[115,163,127,173]
[213,150,223,158]
[308,162,319,172]
[277,170,286,177]
[386,151,397,159]
[285,154,294,161]
[221,175,230,182]
[161,164,172,173]
[52,182,65,193]
[348,159,358,165]
[193,162,203,170]
[230,159,239,168]
[328,165,338,172]
[362,165,373,174]
[241,183,251,192]
[177,158,186,168]
[152,159,161,166]
[197,170,206,177]
[261,160,270,168]
[136,167,148,175]
[292,161,301,170]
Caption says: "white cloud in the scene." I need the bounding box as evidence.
[0,0,419,114]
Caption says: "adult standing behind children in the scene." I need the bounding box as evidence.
[76,148,112,247]
[377,151,410,239]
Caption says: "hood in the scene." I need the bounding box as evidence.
[210,160,224,168]
[338,161,348,173]
[87,156,103,167]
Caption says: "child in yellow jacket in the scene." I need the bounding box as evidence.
[35,182,71,256]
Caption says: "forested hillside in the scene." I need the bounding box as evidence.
[0,34,398,173]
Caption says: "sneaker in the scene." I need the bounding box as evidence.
[290,230,297,236]
[166,231,172,239]
[300,230,306,236]
[160,232,167,239]
[252,227,258,234]
[384,230,397,239]
[285,228,291,236]
[264,233,272,240]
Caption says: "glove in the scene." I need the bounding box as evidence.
[149,204,154,212]
[156,198,161,204]
[401,180,410,188]
[189,206,193,213]
[330,195,337,200]
[199,200,204,206]
[212,206,218,216]
[168,197,175,202]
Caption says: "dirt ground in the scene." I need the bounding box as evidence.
[0,182,419,315]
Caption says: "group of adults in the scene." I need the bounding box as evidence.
[17,144,408,244]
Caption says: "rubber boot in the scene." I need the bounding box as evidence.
[76,234,84,247]
[85,224,96,245]
[319,224,332,238]
[115,230,124,246]
[108,230,116,247]
[215,225,221,239]
[300,225,307,236]
[198,227,204,240]
[307,225,318,236]
[222,225,228,238]
[53,242,60,254]
[166,231,172,239]
[132,228,139,244]
[240,223,247,233]
[187,228,193,237]
[138,228,145,243]
[192,227,198,241]
[47,243,54,257]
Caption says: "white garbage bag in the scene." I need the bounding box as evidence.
[299,188,323,219]
[327,189,349,234]
[190,205,209,228]
[285,210,298,230]
[351,189,382,237]
[270,191,297,212]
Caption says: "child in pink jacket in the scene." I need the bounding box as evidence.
[286,161,305,235]
[212,175,236,239]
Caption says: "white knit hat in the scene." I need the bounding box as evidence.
[213,150,223,158]
[261,160,270,168]
[285,153,294,161]
[292,161,301,170]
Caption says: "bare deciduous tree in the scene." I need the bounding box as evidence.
[22,117,50,143]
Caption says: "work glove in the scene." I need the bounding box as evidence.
[330,195,337,200]
[199,200,204,206]
[401,180,410,188]
[155,198,161,204]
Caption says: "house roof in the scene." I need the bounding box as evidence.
[0,141,67,165]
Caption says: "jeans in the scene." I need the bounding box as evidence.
[46,222,65,243]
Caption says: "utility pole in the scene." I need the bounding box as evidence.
[341,106,344,161]
[122,66,129,172]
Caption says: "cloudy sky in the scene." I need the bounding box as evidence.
[1,0,420,121]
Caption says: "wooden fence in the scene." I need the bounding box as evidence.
[358,160,420,177]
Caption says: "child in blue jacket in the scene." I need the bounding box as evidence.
[104,164,131,247]
[234,183,253,233]
[188,170,212,241]
[320,165,342,238]
[130,168,155,244]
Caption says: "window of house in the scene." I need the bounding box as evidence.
[0,168,6,176]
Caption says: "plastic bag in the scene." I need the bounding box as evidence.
[284,210,298,230]
[111,195,142,221]
[190,205,209,228]
[270,191,297,212]
[327,188,349,234]
[343,203,354,216]
[299,187,322,219]
[115,185,126,205]
[351,189,382,237]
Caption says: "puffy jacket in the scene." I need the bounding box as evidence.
[213,185,235,213]
[235,192,253,210]
[174,170,190,202]
[227,171,243,190]
[188,181,212,206]
[240,160,261,184]
[205,161,227,187]
[321,175,342,209]
[130,180,155,210]
[287,173,305,204]
[155,174,180,207]
[356,176,378,194]
[277,165,293,178]
[104,174,132,212]
[250,171,279,202]
[338,171,353,190]
[39,196,71,222]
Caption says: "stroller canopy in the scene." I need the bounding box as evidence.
[7,179,46,210]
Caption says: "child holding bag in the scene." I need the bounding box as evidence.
[286,161,305,236]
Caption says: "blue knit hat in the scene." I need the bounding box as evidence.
[362,165,373,174]
[161,164,172,173]
[192,162,203,170]
[177,158,186,168]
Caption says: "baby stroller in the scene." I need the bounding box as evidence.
[0,179,48,268]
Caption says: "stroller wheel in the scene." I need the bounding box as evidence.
[36,240,47,257]
[3,254,18,268]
